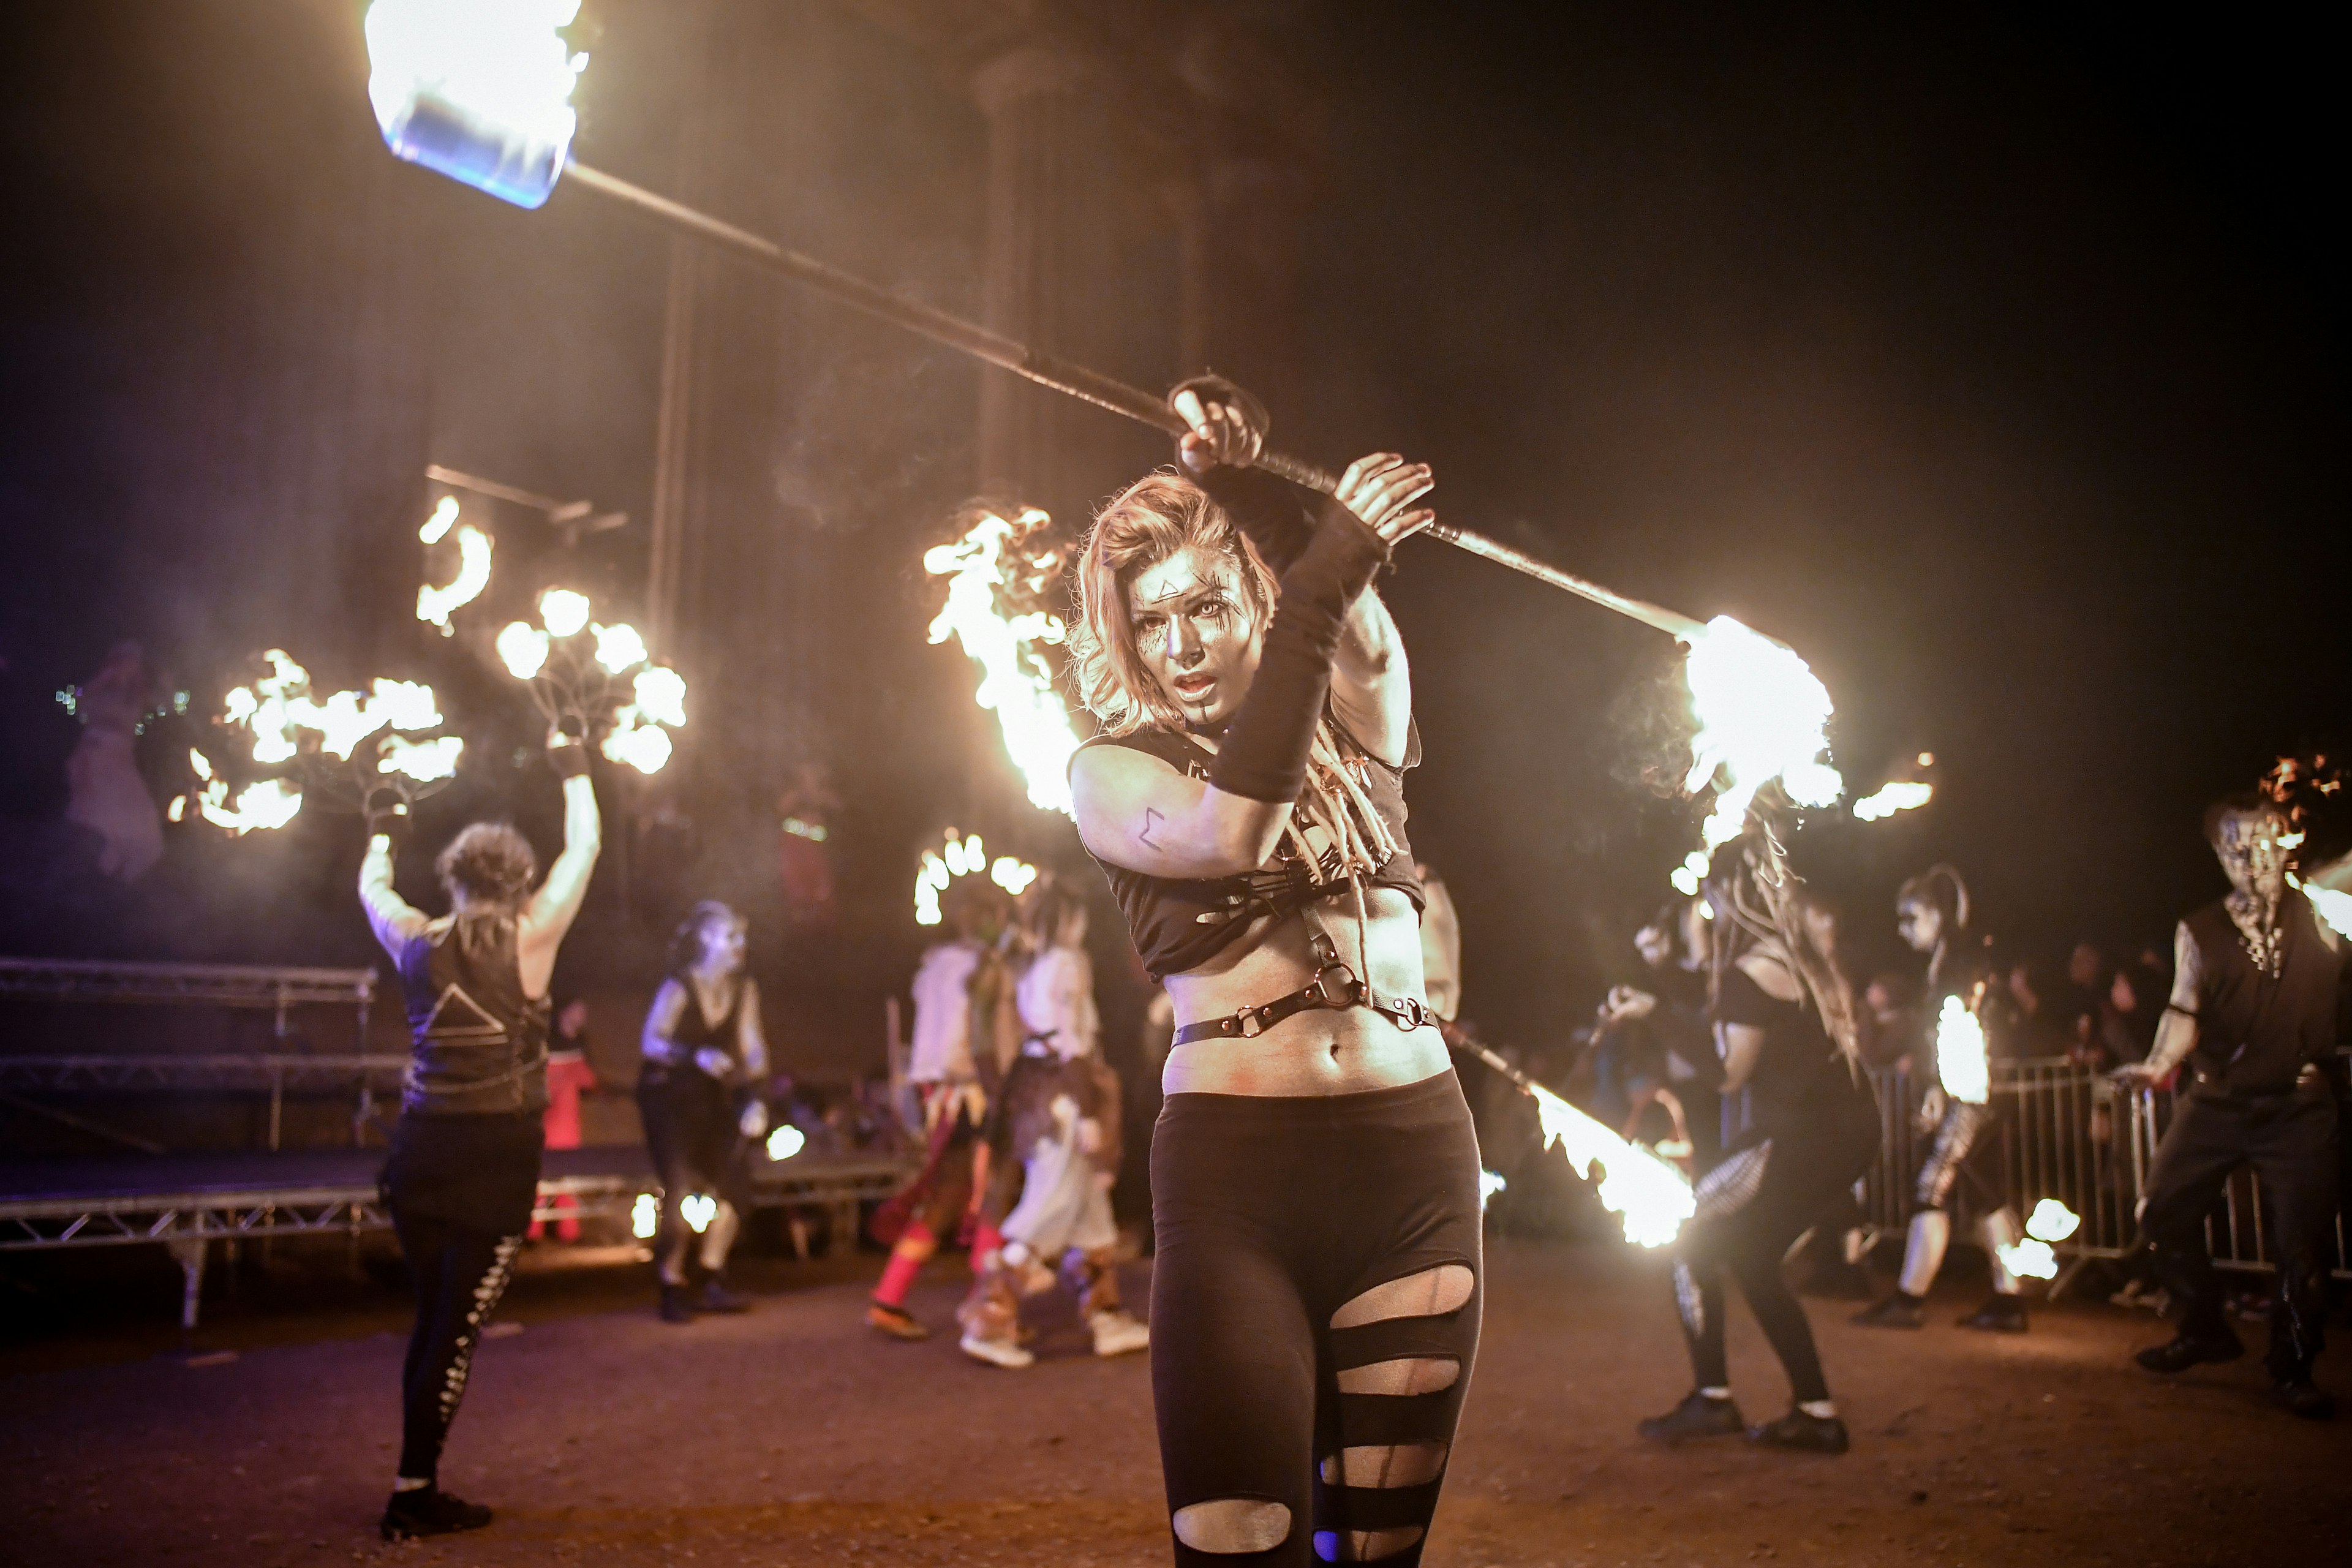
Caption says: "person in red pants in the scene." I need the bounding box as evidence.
[532,999,599,1242]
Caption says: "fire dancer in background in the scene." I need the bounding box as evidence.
[1068,380,1476,1567]
[1638,856,1878,1455]
[1591,903,1719,1167]
[358,729,600,1540]
[867,881,1006,1340]
[530,999,599,1242]
[636,900,768,1323]
[958,880,1151,1366]
[2116,793,2344,1420]
[1853,864,2033,1333]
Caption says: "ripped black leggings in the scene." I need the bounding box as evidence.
[391,1210,523,1483]
[1150,1072,1483,1566]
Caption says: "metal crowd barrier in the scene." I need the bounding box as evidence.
[1858,1057,2351,1298]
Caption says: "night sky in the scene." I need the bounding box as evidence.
[0,5,2339,1055]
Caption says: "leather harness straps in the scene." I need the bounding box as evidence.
[1172,932,1437,1046]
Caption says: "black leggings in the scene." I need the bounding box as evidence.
[392,1210,522,1483]
[638,1069,753,1279]
[1150,1072,1483,1567]
[1673,1098,1877,1406]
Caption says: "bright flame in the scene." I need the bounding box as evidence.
[419,496,461,545]
[167,796,187,823]
[2288,873,2352,940]
[1935,994,1989,1106]
[2026,1199,2081,1243]
[197,776,304,835]
[496,621,550,679]
[766,1125,807,1162]
[630,1193,657,1240]
[1853,780,1934,821]
[538,587,591,638]
[991,856,1038,895]
[1997,1238,2059,1280]
[1676,616,1841,884]
[680,1193,717,1234]
[591,622,648,674]
[924,508,1081,815]
[380,733,465,783]
[631,666,687,727]
[363,0,587,210]
[417,524,493,634]
[913,829,1036,923]
[601,709,673,774]
[1479,1169,1508,1213]
[1529,1080,1695,1247]
[211,655,444,832]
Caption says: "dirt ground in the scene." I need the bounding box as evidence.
[3,1236,2347,1567]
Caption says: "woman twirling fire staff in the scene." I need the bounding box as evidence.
[1067,381,1477,1567]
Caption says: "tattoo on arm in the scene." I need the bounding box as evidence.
[1138,807,1165,851]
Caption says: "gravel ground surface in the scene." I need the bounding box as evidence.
[3,1235,2346,1566]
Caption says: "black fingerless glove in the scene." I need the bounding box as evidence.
[1169,375,1316,572]
[549,741,592,780]
[365,788,412,848]
[1207,514,1390,804]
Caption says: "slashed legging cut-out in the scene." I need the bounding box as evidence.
[1151,1072,1483,1565]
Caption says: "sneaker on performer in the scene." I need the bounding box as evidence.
[1746,1408,1850,1455]
[698,1275,752,1314]
[865,1300,930,1340]
[956,1267,1035,1368]
[1637,1389,1746,1444]
[1957,1295,2028,1333]
[1852,1291,1926,1329]
[2134,1327,2244,1375]
[1088,1308,1150,1357]
[380,1485,494,1540]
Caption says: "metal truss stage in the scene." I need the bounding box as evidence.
[0,1144,918,1329]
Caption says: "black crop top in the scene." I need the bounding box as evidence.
[1077,723,1425,982]
[1714,964,1850,1143]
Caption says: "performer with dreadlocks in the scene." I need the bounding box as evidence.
[1854,864,2032,1333]
[1637,845,1879,1455]
[2117,792,2345,1419]
[357,731,600,1539]
[1067,379,1474,1566]
[636,900,769,1323]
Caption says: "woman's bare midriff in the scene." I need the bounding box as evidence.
[1162,886,1451,1098]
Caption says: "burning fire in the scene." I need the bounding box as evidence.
[363,0,587,210]
[913,828,1039,925]
[924,508,1082,816]
[187,750,305,836]
[630,1193,657,1240]
[1934,993,1990,1106]
[679,1193,717,1234]
[1478,1169,1508,1213]
[1528,1080,1695,1248]
[1996,1198,2082,1282]
[416,520,492,635]
[1668,616,1841,894]
[199,653,459,832]
[1853,780,1934,821]
[498,590,687,775]
[2287,873,2352,940]
[766,1125,807,1162]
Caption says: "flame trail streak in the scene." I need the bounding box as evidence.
[1935,994,1989,1106]
[417,524,493,634]
[1526,1080,1696,1248]
[924,509,1081,816]
[1670,616,1842,895]
[2288,873,2352,940]
[1853,780,1934,821]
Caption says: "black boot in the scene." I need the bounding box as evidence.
[2267,1381,2336,1420]
[1852,1291,1926,1329]
[658,1282,695,1324]
[1746,1409,1851,1455]
[1958,1294,2029,1333]
[380,1487,494,1540]
[1637,1390,1746,1444]
[698,1275,752,1314]
[2133,1327,2244,1374]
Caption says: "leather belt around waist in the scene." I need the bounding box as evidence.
[1172,941,1436,1046]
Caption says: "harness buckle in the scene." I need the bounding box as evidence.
[1236,1008,1267,1039]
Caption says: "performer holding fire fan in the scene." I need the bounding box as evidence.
[358,729,601,1539]
[1068,380,1477,1566]
[2118,793,2345,1419]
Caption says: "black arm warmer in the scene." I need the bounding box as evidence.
[1207,515,1390,804]
[1197,464,1318,575]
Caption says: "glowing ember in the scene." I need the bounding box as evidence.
[417,523,493,635]
[630,1192,657,1240]
[2288,872,2352,940]
[766,1125,807,1162]
[1528,1080,1694,1248]
[630,665,687,726]
[1672,616,1841,889]
[592,622,649,674]
[496,621,550,679]
[363,0,587,210]
[419,496,461,545]
[1853,780,1934,821]
[680,1192,717,1234]
[380,733,465,783]
[2026,1198,2081,1243]
[913,826,1037,925]
[924,508,1082,816]
[1934,994,1989,1106]
[538,587,592,638]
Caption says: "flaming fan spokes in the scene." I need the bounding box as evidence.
[1996,1197,2083,1282]
[416,495,493,635]
[494,588,687,775]
[1934,993,1990,1106]
[1667,616,1842,894]
[1528,1080,1695,1248]
[924,507,1082,816]
[913,827,1038,925]
[364,0,587,209]
[194,651,461,832]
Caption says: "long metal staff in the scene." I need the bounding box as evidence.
[559,161,1705,643]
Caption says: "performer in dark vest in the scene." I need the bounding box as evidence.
[2117,793,2346,1419]
[358,730,601,1538]
[1068,378,1477,1566]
